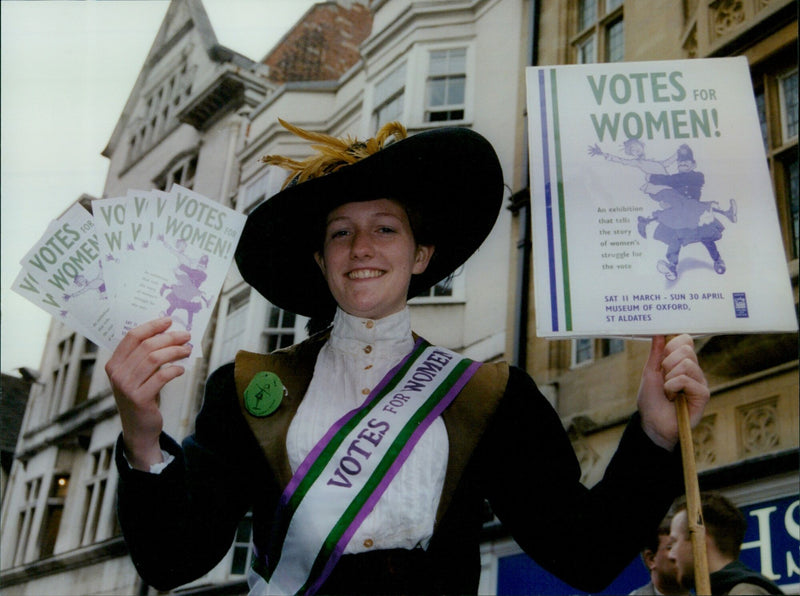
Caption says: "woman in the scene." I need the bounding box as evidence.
[107,121,709,595]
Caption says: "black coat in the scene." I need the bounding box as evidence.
[115,362,683,594]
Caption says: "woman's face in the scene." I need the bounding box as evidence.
[314,199,434,320]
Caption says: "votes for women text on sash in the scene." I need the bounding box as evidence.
[248,341,481,596]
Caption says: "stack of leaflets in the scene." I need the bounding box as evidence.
[13,185,247,360]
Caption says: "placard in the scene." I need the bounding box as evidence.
[526,57,797,337]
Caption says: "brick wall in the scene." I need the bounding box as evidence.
[263,2,373,83]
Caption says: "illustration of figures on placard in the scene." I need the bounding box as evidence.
[158,237,211,331]
[62,260,108,302]
[589,139,737,281]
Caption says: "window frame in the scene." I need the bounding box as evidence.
[424,47,468,124]
[80,445,117,546]
[571,0,624,64]
[14,477,43,566]
[370,41,475,131]
[216,289,252,366]
[571,337,625,368]
[752,56,799,261]
[229,511,254,576]
[373,60,407,130]
[571,338,594,367]
[127,59,197,165]
[261,304,298,354]
[242,167,287,215]
[39,473,69,558]
[156,152,198,192]
[409,264,467,304]
[777,67,798,144]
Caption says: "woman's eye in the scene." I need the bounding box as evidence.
[330,229,349,239]
[377,226,396,234]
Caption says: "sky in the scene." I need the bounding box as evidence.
[1,0,318,375]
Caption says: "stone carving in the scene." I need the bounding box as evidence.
[693,414,716,467]
[710,0,746,40]
[738,397,780,457]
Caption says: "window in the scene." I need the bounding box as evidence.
[411,266,465,302]
[243,169,285,214]
[128,60,197,164]
[230,511,254,575]
[219,290,250,364]
[39,474,69,558]
[14,477,42,565]
[778,69,798,142]
[572,338,623,366]
[425,48,466,123]
[81,445,117,546]
[579,0,598,31]
[157,153,198,191]
[753,62,799,259]
[47,334,74,420]
[73,341,97,408]
[605,19,624,62]
[572,338,593,366]
[755,90,768,150]
[577,37,596,64]
[374,62,406,130]
[600,338,625,357]
[573,0,624,64]
[786,157,799,257]
[262,305,296,353]
[29,333,97,426]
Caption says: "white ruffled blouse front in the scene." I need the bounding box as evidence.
[286,307,448,554]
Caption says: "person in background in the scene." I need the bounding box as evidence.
[629,515,689,595]
[668,491,784,595]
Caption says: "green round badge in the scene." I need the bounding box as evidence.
[244,371,285,417]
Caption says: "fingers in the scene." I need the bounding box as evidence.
[111,318,189,365]
[105,317,191,400]
[663,374,707,400]
[659,335,709,411]
[661,334,697,371]
[645,335,667,372]
[134,357,188,400]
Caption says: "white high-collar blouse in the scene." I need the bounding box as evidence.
[285,307,448,554]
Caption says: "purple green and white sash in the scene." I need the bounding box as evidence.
[247,339,481,596]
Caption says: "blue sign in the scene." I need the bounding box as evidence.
[496,494,799,595]
[739,495,799,589]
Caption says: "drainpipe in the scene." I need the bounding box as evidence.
[512,0,538,369]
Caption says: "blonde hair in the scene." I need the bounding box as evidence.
[262,118,408,189]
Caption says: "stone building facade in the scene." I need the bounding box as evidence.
[488,0,798,592]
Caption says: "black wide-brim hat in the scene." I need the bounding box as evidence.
[235,126,504,319]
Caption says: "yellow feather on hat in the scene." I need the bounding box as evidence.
[262,118,407,188]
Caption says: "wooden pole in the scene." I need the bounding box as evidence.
[675,393,711,595]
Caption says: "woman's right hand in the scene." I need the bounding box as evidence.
[105,317,192,470]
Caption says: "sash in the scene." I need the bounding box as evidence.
[248,339,481,596]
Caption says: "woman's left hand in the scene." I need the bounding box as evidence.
[637,334,710,451]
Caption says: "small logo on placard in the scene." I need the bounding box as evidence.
[733,292,749,318]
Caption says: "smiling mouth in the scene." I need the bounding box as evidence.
[348,269,385,280]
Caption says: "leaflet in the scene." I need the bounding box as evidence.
[13,202,115,349]
[13,187,247,359]
[115,185,246,359]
